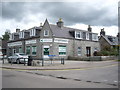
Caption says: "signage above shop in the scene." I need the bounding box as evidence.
[40,38,53,42]
[54,38,68,43]
[8,41,22,47]
[25,39,36,44]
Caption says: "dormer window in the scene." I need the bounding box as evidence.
[75,31,82,39]
[30,29,36,36]
[19,31,24,38]
[9,34,14,40]
[92,34,98,41]
[44,30,49,36]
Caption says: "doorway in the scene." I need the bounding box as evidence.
[86,47,91,57]
[12,49,16,55]
[43,46,50,58]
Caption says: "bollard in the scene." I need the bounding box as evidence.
[24,58,25,66]
[50,58,53,64]
[11,58,13,65]
[28,56,33,66]
[2,56,4,64]
[63,58,64,65]
[42,58,44,66]
[61,58,64,65]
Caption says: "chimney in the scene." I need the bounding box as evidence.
[16,28,20,33]
[100,28,105,36]
[56,18,64,28]
[117,32,120,37]
[88,25,92,32]
[40,23,42,27]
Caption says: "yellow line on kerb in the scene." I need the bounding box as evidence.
[1,63,118,71]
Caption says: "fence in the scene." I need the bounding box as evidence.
[0,56,65,66]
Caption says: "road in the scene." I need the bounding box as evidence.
[2,62,119,88]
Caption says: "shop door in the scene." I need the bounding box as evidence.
[12,49,16,55]
[86,47,91,57]
[43,46,49,58]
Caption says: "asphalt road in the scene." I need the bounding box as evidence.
[2,62,119,88]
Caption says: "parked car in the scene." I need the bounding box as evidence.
[8,53,28,64]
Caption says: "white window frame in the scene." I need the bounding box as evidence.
[32,46,37,56]
[75,31,82,39]
[78,47,82,56]
[19,32,24,38]
[86,33,89,40]
[59,45,66,56]
[9,34,14,40]
[44,30,49,36]
[30,29,36,36]
[92,34,98,41]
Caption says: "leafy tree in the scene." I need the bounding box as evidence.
[96,46,118,56]
[2,30,10,40]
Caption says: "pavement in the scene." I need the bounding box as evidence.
[0,59,118,71]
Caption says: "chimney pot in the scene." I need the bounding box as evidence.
[57,18,64,28]
[88,25,92,32]
[16,28,20,33]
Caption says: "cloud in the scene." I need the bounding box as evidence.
[0,1,118,37]
[2,2,27,22]
[1,1,118,26]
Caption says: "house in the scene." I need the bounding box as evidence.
[7,19,100,59]
[99,28,118,50]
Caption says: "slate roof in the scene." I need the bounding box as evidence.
[49,24,97,39]
[100,34,118,45]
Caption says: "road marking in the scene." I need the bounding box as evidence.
[1,63,118,71]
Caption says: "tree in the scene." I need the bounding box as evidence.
[2,30,11,40]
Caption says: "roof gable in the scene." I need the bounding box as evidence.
[99,35,118,45]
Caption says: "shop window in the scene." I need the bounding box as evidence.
[32,46,37,55]
[26,46,30,55]
[44,48,49,55]
[59,45,66,56]
[78,47,82,56]
[19,47,22,53]
[44,30,49,36]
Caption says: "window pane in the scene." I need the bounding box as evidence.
[44,30,49,36]
[26,46,30,55]
[32,46,36,55]
[78,47,81,56]
[19,47,22,53]
[59,45,66,55]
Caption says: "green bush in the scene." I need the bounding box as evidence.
[96,46,118,56]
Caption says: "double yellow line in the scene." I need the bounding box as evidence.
[0,63,118,71]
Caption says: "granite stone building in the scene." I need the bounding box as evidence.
[7,19,100,59]
[99,28,118,50]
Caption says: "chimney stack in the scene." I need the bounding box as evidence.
[40,23,42,27]
[88,25,92,32]
[16,28,20,33]
[100,28,105,36]
[117,32,120,37]
[56,18,64,28]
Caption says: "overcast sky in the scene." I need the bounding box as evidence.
[0,0,119,37]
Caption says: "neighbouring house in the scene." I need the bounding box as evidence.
[7,19,100,59]
[99,28,118,50]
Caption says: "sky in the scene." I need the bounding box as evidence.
[0,0,119,37]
